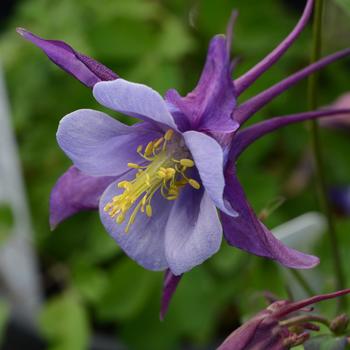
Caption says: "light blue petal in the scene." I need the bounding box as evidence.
[57,109,161,176]
[99,177,174,271]
[165,188,222,275]
[183,130,238,217]
[93,79,178,130]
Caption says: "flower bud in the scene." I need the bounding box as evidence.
[330,314,350,335]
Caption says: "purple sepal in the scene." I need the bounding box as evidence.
[165,33,238,134]
[234,0,314,95]
[50,166,116,229]
[221,163,319,269]
[160,269,183,321]
[235,48,350,124]
[230,108,350,160]
[17,28,117,88]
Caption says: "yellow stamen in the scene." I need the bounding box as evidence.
[164,129,174,141]
[103,129,201,233]
[154,137,164,149]
[146,204,152,217]
[118,181,131,189]
[116,214,125,224]
[189,179,201,190]
[128,162,141,169]
[180,159,194,168]
[144,141,154,157]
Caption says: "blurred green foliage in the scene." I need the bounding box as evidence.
[1,0,350,349]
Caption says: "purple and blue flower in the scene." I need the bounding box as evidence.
[18,0,350,317]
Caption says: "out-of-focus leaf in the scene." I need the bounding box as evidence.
[334,0,350,14]
[71,261,108,304]
[81,0,161,20]
[39,292,90,350]
[96,258,159,321]
[157,16,195,60]
[304,335,349,350]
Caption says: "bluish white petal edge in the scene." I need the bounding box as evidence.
[99,178,174,271]
[57,109,161,176]
[165,188,222,275]
[93,79,179,130]
[183,130,238,217]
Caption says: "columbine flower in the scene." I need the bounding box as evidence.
[18,0,350,317]
[217,289,350,350]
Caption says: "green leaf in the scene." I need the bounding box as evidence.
[304,335,350,350]
[157,16,195,60]
[71,261,108,304]
[334,0,350,14]
[39,292,90,350]
[96,259,159,321]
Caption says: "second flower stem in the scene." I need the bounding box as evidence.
[308,0,347,311]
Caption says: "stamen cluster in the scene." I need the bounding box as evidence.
[104,130,200,232]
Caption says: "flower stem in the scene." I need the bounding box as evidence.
[307,0,347,310]
[279,314,330,328]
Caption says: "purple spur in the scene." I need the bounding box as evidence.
[17,0,350,318]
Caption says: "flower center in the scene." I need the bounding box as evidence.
[104,129,200,233]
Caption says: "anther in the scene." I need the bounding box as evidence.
[146,204,152,217]
[144,141,154,156]
[153,137,164,149]
[189,179,201,189]
[145,174,151,187]
[164,129,174,141]
[118,181,131,189]
[116,214,125,224]
[128,163,140,169]
[180,159,194,167]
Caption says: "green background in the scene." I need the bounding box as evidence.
[1,0,350,349]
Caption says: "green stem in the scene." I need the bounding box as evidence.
[290,269,317,297]
[279,314,331,328]
[307,0,347,310]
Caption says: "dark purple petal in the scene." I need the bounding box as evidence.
[17,28,117,87]
[234,0,314,95]
[50,166,116,229]
[235,48,350,124]
[183,131,238,217]
[221,163,319,269]
[160,269,183,321]
[165,188,222,275]
[165,34,238,133]
[93,79,178,130]
[57,109,162,176]
[230,108,350,160]
[99,177,174,271]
